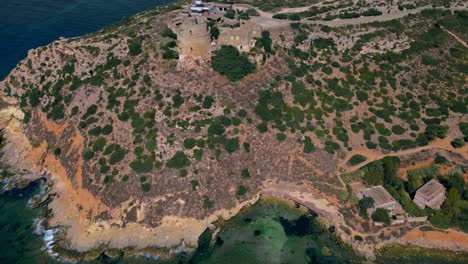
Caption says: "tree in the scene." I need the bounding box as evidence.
[382,156,401,187]
[451,138,465,148]
[224,137,240,153]
[362,161,384,186]
[358,197,374,218]
[210,26,220,39]
[442,188,461,216]
[211,45,255,81]
[255,31,272,53]
[429,210,451,229]
[407,174,422,194]
[372,208,391,225]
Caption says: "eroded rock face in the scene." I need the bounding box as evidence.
[0,103,36,173]
[0,5,315,254]
[2,1,467,260]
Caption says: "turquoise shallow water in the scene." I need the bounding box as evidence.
[0,0,173,80]
[1,180,467,263]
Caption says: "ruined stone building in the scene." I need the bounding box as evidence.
[169,1,261,60]
[413,179,446,209]
[218,22,262,52]
[172,16,211,60]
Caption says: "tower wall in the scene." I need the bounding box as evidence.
[178,17,211,59]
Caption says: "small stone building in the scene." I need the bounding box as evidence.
[359,185,397,211]
[413,179,446,209]
[190,1,232,16]
[173,16,211,59]
[218,22,262,52]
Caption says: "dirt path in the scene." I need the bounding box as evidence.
[439,25,468,48]
[233,2,324,19]
[248,5,467,30]
[305,6,467,27]
[337,137,468,174]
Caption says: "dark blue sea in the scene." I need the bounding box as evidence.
[0,0,174,80]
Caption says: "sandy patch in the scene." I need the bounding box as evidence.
[403,228,468,252]
[39,111,67,136]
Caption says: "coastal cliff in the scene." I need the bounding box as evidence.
[1,1,467,262]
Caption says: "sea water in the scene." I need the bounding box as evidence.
[1,180,467,263]
[0,0,174,80]
[0,179,60,264]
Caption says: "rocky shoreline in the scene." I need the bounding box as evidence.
[1,103,467,262]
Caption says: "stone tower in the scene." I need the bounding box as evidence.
[177,16,211,60]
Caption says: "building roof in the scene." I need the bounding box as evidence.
[223,18,238,26]
[207,13,222,20]
[415,179,445,200]
[215,3,232,8]
[361,186,396,208]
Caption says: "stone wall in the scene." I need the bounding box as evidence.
[219,22,262,52]
[176,16,211,59]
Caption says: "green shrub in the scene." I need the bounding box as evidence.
[208,121,225,135]
[162,49,179,60]
[203,196,214,209]
[407,164,440,180]
[276,133,286,141]
[141,183,151,192]
[241,169,250,178]
[236,185,248,196]
[193,148,203,161]
[93,137,106,151]
[29,88,41,107]
[166,151,190,168]
[83,150,94,160]
[53,147,61,156]
[429,211,450,229]
[102,124,113,135]
[202,96,215,109]
[224,10,235,19]
[451,138,465,148]
[434,154,448,164]
[303,136,315,153]
[130,159,153,173]
[109,148,126,165]
[348,154,367,165]
[191,180,199,191]
[88,126,102,136]
[224,137,240,153]
[128,36,144,56]
[256,122,268,133]
[391,125,405,135]
[210,26,220,39]
[161,27,177,39]
[184,138,197,149]
[180,169,188,177]
[23,111,31,124]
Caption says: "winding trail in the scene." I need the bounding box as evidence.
[244,4,468,29]
[338,137,468,176]
[439,24,468,48]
